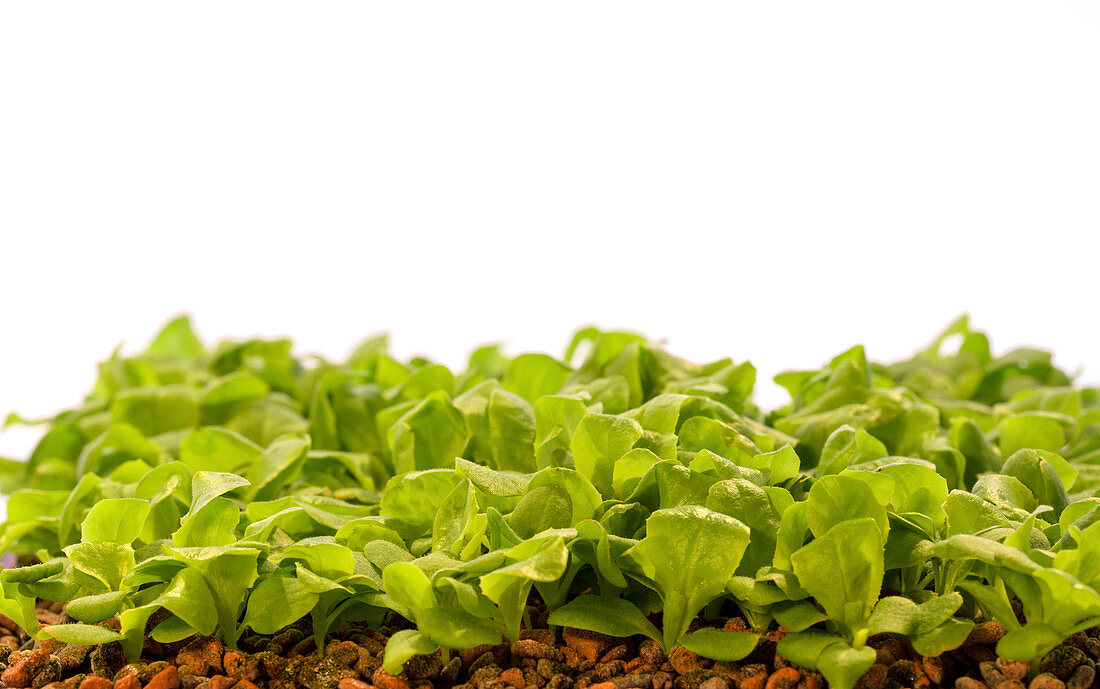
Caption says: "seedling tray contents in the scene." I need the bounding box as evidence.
[2,316,1098,689]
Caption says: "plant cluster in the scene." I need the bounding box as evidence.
[2,316,1099,689]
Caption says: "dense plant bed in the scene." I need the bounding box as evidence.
[2,316,1099,689]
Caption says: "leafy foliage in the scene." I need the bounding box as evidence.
[3,314,1100,689]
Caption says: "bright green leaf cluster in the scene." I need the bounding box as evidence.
[2,315,1100,689]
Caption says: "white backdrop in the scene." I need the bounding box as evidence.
[2,2,1099,523]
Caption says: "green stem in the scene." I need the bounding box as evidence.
[312,607,329,655]
[216,601,242,650]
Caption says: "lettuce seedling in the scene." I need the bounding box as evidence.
[166,545,261,649]
[380,561,501,673]
[623,505,750,650]
[245,539,382,653]
[480,532,570,641]
[934,532,1100,662]
[775,473,890,687]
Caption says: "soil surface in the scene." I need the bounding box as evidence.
[2,601,1099,689]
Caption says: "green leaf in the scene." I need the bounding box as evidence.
[156,567,218,636]
[1002,449,1071,517]
[997,623,1065,661]
[145,314,205,359]
[64,542,136,592]
[111,385,201,437]
[790,518,884,643]
[380,469,463,541]
[481,535,569,641]
[911,618,974,657]
[389,395,470,474]
[173,497,241,547]
[201,373,271,410]
[570,413,643,497]
[1,560,64,584]
[772,600,829,632]
[190,471,251,513]
[455,458,531,500]
[65,590,130,623]
[417,607,502,651]
[382,561,436,617]
[40,623,125,646]
[749,445,800,485]
[180,428,262,473]
[247,435,310,501]
[998,413,1068,457]
[867,594,963,637]
[383,629,438,674]
[488,389,537,472]
[508,468,602,538]
[679,629,759,662]
[805,474,888,541]
[818,425,888,476]
[504,354,571,406]
[706,478,782,576]
[547,594,661,642]
[243,575,319,634]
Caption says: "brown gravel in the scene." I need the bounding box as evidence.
[4,598,1100,689]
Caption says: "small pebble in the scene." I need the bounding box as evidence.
[854,664,888,689]
[765,668,800,689]
[967,622,1008,647]
[513,641,565,663]
[521,631,556,647]
[145,666,179,689]
[737,666,769,689]
[889,660,929,689]
[639,641,666,668]
[921,656,945,684]
[501,668,526,689]
[667,648,709,675]
[547,674,573,689]
[114,676,140,689]
[2,648,50,688]
[1083,639,1100,661]
[373,667,411,689]
[1030,674,1066,689]
[562,630,617,664]
[1067,664,1095,689]
[980,662,1007,687]
[997,659,1031,682]
[1042,647,1088,681]
[614,674,656,689]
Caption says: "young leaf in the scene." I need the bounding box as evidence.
[81,498,151,544]
[547,594,661,642]
[790,518,884,644]
[383,630,438,675]
[243,575,319,634]
[678,629,759,662]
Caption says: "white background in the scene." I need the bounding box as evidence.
[2,1,1099,505]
